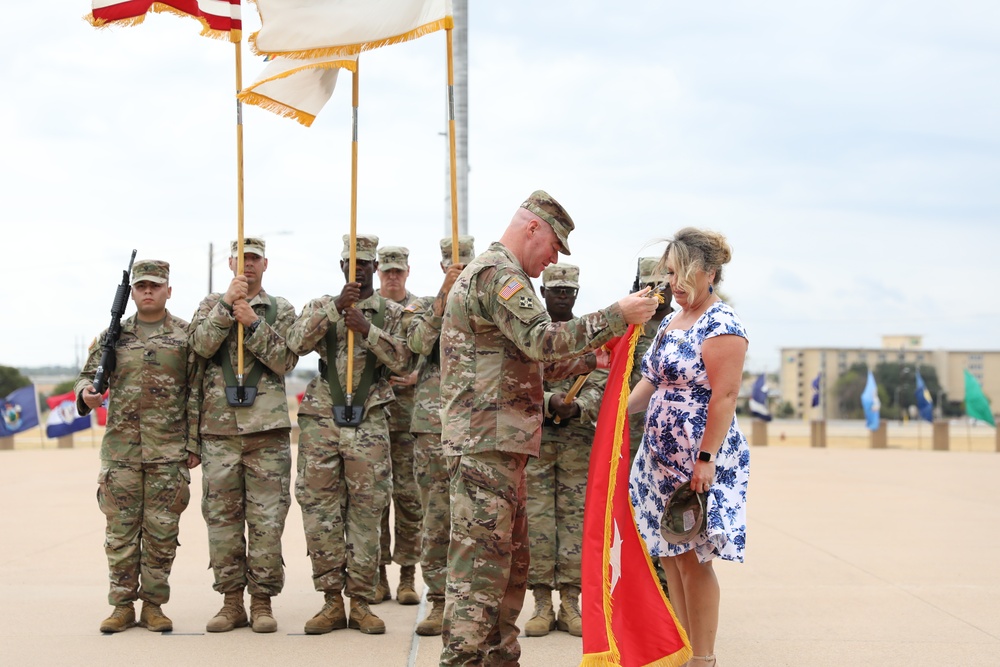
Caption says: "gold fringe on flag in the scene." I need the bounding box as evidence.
[248,17,454,60]
[85,3,242,43]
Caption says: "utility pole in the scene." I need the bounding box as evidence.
[208,242,214,294]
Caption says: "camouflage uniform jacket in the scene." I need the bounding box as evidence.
[541,369,608,444]
[377,288,421,431]
[287,292,414,419]
[406,294,442,434]
[189,290,298,437]
[439,242,628,458]
[629,318,664,445]
[74,310,197,463]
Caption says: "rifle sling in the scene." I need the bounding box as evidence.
[215,295,278,388]
[323,298,386,414]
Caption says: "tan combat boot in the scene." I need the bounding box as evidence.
[99,603,136,633]
[139,601,173,632]
[415,599,445,636]
[250,594,277,633]
[556,587,583,637]
[396,564,420,605]
[348,598,386,634]
[524,586,556,637]
[206,591,248,633]
[373,564,390,604]
[304,591,347,634]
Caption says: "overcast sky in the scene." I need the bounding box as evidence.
[2,2,998,373]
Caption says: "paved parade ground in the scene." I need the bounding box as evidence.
[2,444,999,666]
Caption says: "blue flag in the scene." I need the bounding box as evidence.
[45,391,91,438]
[810,372,821,408]
[861,370,881,431]
[1,385,40,436]
[748,373,772,421]
[914,370,934,423]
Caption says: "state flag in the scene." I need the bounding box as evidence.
[1,385,40,436]
[45,391,92,439]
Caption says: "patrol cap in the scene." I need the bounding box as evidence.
[639,256,666,284]
[521,190,574,255]
[542,263,580,289]
[130,259,169,285]
[378,246,410,271]
[439,235,475,268]
[342,233,380,261]
[659,481,707,545]
[230,236,266,258]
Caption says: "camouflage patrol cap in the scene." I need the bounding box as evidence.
[230,236,266,258]
[542,263,580,289]
[378,246,410,271]
[521,190,575,255]
[660,481,707,545]
[342,233,380,261]
[130,259,169,285]
[439,235,475,268]
[639,256,666,284]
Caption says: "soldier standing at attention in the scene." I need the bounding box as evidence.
[373,245,423,605]
[438,191,658,666]
[524,263,607,639]
[406,235,472,636]
[190,236,299,633]
[288,234,415,635]
[77,260,199,633]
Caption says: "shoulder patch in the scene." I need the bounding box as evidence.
[404,303,419,312]
[518,294,534,309]
[498,278,525,301]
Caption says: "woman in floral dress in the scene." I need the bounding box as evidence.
[628,228,750,667]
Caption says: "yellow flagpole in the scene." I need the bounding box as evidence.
[446,28,459,262]
[554,373,591,425]
[235,38,246,389]
[346,64,360,401]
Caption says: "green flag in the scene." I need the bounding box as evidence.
[963,369,996,427]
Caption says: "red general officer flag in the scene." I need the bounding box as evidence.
[580,326,690,667]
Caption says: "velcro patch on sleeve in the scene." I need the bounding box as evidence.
[498,278,525,301]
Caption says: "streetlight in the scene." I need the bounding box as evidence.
[208,230,292,293]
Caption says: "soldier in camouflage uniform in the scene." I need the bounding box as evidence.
[372,245,423,605]
[438,191,658,666]
[76,260,199,634]
[288,234,415,635]
[524,264,607,639]
[406,235,473,636]
[189,237,299,634]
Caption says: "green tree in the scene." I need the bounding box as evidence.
[874,362,943,420]
[834,362,869,419]
[0,365,31,397]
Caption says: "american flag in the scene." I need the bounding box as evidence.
[498,279,524,301]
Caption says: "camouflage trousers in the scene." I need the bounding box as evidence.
[97,460,191,606]
[525,432,590,591]
[378,429,423,567]
[296,410,390,601]
[412,431,450,601]
[441,451,529,667]
[201,431,291,597]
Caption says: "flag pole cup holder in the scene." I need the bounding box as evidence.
[226,376,258,407]
[333,395,363,428]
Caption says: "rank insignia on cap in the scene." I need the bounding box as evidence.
[498,278,525,301]
[518,295,534,309]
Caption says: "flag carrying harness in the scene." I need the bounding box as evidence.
[320,297,386,427]
[214,295,278,407]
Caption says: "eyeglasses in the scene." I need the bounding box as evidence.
[546,287,578,297]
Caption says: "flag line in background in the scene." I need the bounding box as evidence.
[861,370,881,432]
[748,373,772,422]
[964,369,996,427]
[87,0,242,41]
[914,369,934,423]
[580,326,690,667]
[45,391,91,439]
[1,385,40,437]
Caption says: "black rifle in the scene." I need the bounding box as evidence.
[92,250,137,394]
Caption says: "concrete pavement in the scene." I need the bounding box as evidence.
[1,446,998,666]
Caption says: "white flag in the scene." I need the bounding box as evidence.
[239,55,358,127]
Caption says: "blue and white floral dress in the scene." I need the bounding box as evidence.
[629,301,750,563]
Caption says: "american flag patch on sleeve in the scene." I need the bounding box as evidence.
[498,278,525,301]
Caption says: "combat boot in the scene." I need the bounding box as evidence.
[556,587,583,637]
[304,591,347,634]
[206,591,248,633]
[415,599,445,636]
[373,564,390,604]
[250,594,277,633]
[396,564,420,605]
[524,586,556,637]
[139,601,173,632]
[348,598,386,634]
[99,603,136,633]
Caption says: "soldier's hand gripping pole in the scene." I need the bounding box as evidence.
[93,249,137,395]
